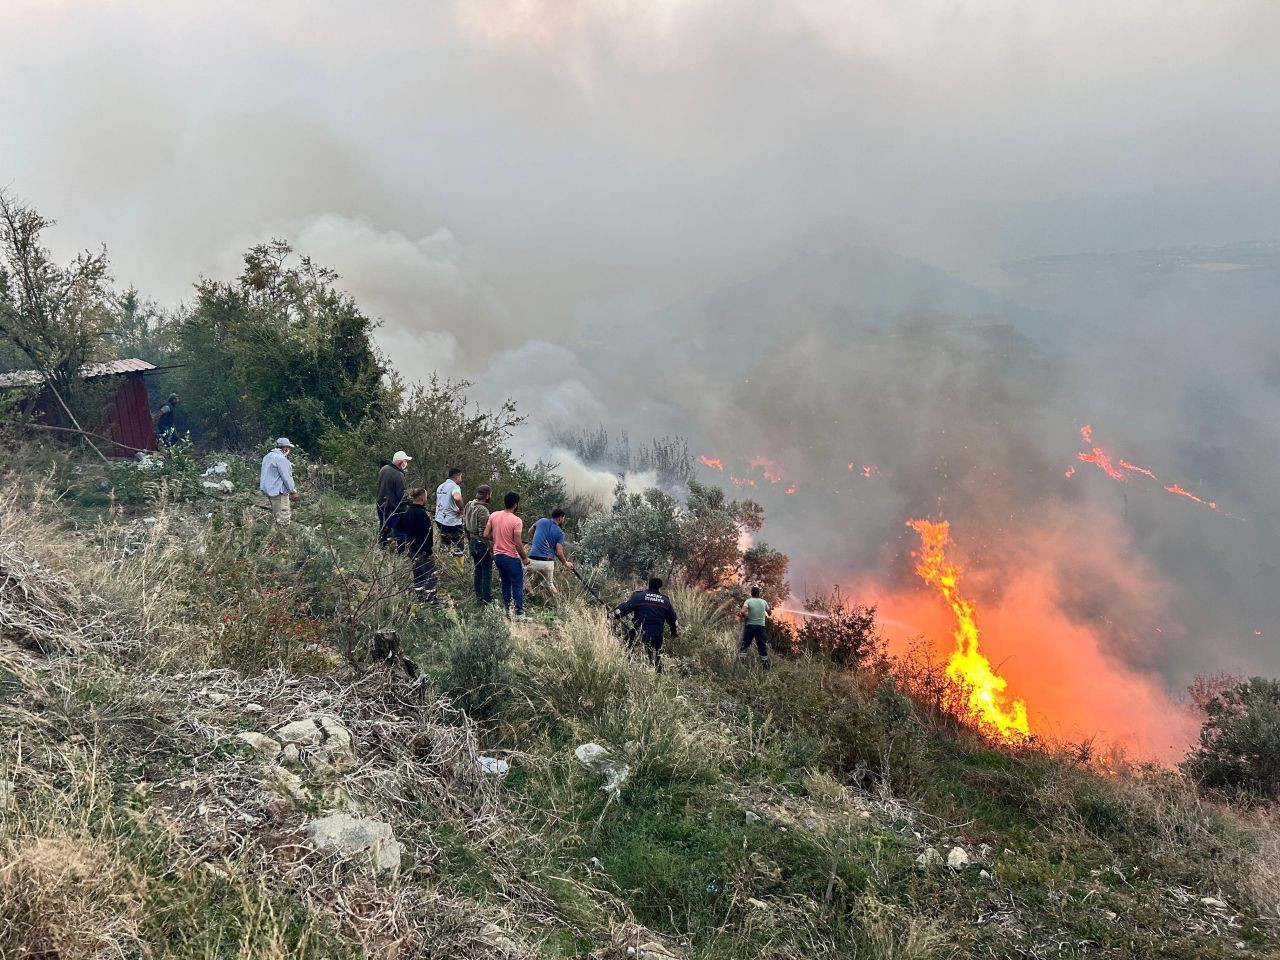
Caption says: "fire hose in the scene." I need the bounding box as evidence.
[569,564,613,612]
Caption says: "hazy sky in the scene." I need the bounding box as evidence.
[4,1,1279,373]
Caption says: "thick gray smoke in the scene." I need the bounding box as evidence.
[4,1,1280,750]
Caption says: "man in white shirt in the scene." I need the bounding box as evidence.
[435,466,466,556]
[260,438,300,524]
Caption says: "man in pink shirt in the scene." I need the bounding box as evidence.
[483,491,530,619]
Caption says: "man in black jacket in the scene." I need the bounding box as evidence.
[611,576,679,673]
[376,451,411,544]
[397,487,437,602]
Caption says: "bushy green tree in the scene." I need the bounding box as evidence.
[321,375,525,500]
[174,240,393,449]
[1183,676,1280,801]
[577,479,789,595]
[0,191,115,405]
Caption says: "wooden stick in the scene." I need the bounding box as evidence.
[9,420,152,455]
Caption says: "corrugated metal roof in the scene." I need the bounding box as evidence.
[82,358,157,377]
[0,358,156,388]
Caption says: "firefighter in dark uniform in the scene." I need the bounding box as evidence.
[610,576,679,673]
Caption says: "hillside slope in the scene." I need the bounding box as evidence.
[1,456,1277,959]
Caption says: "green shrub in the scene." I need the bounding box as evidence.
[435,607,514,721]
[1184,676,1280,801]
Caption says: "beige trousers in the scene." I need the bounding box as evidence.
[527,558,558,595]
[267,493,292,524]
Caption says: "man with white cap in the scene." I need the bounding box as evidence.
[260,437,299,524]
[376,450,412,544]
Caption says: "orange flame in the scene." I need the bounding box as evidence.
[1071,426,1222,512]
[1164,484,1217,510]
[1079,448,1125,481]
[862,465,879,478]
[1119,459,1157,480]
[907,518,1030,740]
[698,455,724,471]
[750,457,783,484]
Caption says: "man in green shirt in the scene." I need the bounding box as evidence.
[738,585,771,670]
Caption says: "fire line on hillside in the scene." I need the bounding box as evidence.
[907,518,1031,741]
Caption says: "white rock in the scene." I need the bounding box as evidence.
[245,703,265,714]
[947,846,971,869]
[198,688,230,705]
[1104,910,1117,922]
[979,869,991,880]
[310,813,402,873]
[747,897,770,911]
[275,715,354,775]
[574,742,611,768]
[202,461,230,477]
[201,479,235,493]
[266,765,308,801]
[236,732,282,761]
[915,847,943,867]
[1201,896,1229,910]
[745,811,762,825]
[477,756,509,776]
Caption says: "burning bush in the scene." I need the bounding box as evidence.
[1183,676,1280,802]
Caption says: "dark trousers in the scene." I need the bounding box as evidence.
[377,504,392,542]
[437,522,464,552]
[412,552,437,599]
[493,554,524,614]
[624,626,665,673]
[738,624,770,667]
[470,538,493,604]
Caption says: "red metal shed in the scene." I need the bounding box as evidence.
[0,358,159,457]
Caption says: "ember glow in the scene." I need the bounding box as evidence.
[1120,460,1157,480]
[751,457,783,484]
[1164,484,1217,510]
[697,455,724,471]
[1078,447,1125,480]
[1070,426,1220,511]
[907,518,1030,740]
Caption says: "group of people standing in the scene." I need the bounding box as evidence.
[373,452,574,620]
[259,441,771,673]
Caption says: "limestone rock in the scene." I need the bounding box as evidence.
[275,715,354,775]
[310,813,402,874]
[237,732,282,761]
[947,846,971,869]
[915,846,943,868]
[266,765,308,802]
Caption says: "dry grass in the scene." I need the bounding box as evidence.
[0,489,546,958]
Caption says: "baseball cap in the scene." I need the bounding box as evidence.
[393,450,412,462]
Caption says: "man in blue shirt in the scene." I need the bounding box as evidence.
[527,508,573,600]
[259,438,299,524]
